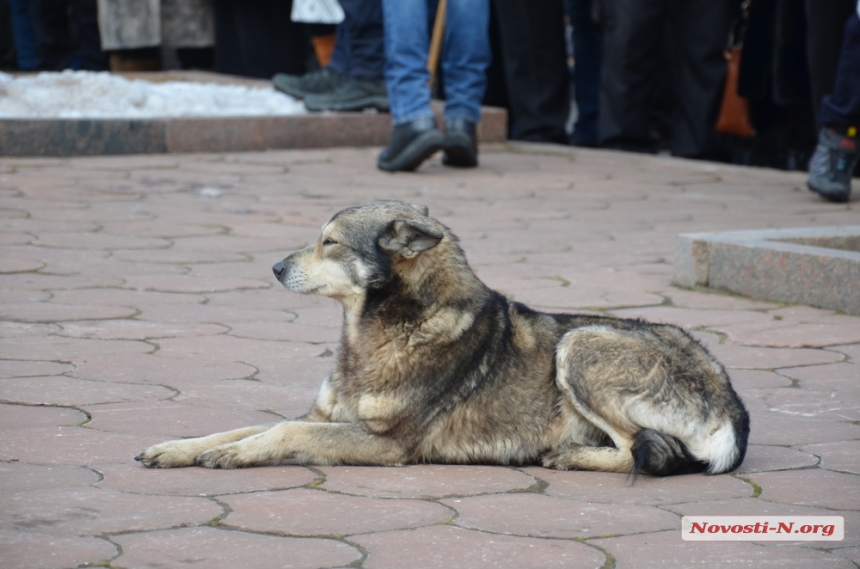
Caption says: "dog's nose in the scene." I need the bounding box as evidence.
[272,261,286,280]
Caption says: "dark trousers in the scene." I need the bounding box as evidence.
[328,0,384,79]
[487,0,570,143]
[820,13,860,127]
[805,0,856,125]
[28,0,105,70]
[214,0,308,78]
[565,0,602,146]
[599,0,732,158]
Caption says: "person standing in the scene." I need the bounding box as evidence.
[377,0,491,172]
[807,0,860,202]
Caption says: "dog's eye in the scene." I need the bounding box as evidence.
[322,239,338,246]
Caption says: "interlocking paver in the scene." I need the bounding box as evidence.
[1,144,857,568]
[113,527,361,569]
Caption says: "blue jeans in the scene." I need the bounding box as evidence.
[382,0,491,125]
[7,0,42,70]
[820,13,860,127]
[328,0,385,79]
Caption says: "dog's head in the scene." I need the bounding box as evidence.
[273,201,448,302]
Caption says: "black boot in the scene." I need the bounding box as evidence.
[377,116,444,172]
[442,117,478,168]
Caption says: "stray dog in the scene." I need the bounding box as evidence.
[137,200,749,476]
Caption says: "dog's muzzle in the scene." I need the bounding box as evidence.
[272,261,286,282]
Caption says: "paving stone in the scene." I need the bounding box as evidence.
[611,306,777,331]
[221,487,451,536]
[0,426,160,465]
[733,445,820,474]
[721,321,860,348]
[0,487,221,535]
[353,525,605,569]
[122,275,270,294]
[34,232,170,250]
[168,378,317,416]
[227,321,341,343]
[69,353,256,383]
[747,411,860,445]
[836,547,860,565]
[593,530,855,569]
[0,321,59,337]
[113,526,359,569]
[445,492,678,538]
[747,469,860,510]
[0,403,86,429]
[153,335,325,365]
[0,335,150,361]
[755,388,860,421]
[729,369,795,390]
[86,401,282,437]
[318,464,536,499]
[49,288,206,306]
[0,360,72,378]
[95,461,317,496]
[0,302,137,323]
[136,303,299,324]
[830,343,860,361]
[802,440,860,474]
[522,468,751,505]
[58,319,228,340]
[707,344,845,369]
[0,462,100,492]
[779,363,860,391]
[0,376,174,406]
[0,290,51,303]
[0,530,117,569]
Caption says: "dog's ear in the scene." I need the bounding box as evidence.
[409,203,429,216]
[379,220,443,258]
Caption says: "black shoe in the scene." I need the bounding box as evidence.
[304,77,389,112]
[377,116,444,172]
[442,117,478,167]
[272,67,343,100]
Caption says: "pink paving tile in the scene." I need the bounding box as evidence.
[172,235,297,253]
[801,440,860,474]
[0,462,99,492]
[0,426,161,465]
[0,321,59,337]
[0,376,173,406]
[122,275,270,294]
[318,464,536,499]
[168,378,317,415]
[136,303,300,324]
[0,530,117,569]
[87,401,282,438]
[0,360,72,378]
[0,335,150,361]
[227,321,341,344]
[58,319,228,340]
[254,355,335,390]
[0,290,51,303]
[836,547,860,565]
[110,248,250,264]
[34,232,170,250]
[353,525,605,569]
[100,220,225,239]
[50,288,206,308]
[0,303,137,323]
[747,469,860,510]
[0,403,86,429]
[444,492,678,538]
[593,530,855,569]
[69,353,256,383]
[0,487,221,535]
[203,288,322,311]
[611,306,776,331]
[778,363,860,390]
[113,527,360,569]
[522,468,752,506]
[733,445,820,474]
[96,461,317,496]
[721,322,860,348]
[153,335,326,365]
[220,487,451,536]
[830,343,860,361]
[1,259,43,273]
[747,411,860,445]
[707,344,845,370]
[663,289,779,310]
[729,369,795,390]
[755,388,860,421]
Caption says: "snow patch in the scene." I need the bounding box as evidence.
[0,71,307,119]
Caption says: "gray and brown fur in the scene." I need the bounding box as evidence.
[137,201,749,477]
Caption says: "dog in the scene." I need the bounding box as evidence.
[136,200,749,477]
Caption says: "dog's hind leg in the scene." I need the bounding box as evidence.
[136,424,277,468]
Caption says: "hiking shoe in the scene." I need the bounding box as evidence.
[377,116,443,172]
[272,67,343,100]
[304,77,389,112]
[807,127,858,203]
[442,117,478,168]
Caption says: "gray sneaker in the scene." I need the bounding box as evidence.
[807,127,858,203]
[304,77,389,112]
[272,67,343,100]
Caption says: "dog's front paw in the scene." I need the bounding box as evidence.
[135,440,201,468]
[540,449,578,471]
[196,443,249,469]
